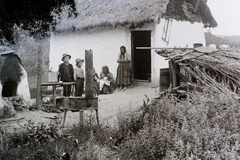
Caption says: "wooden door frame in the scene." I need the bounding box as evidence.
[131,30,151,81]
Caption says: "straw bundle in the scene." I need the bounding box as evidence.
[156,48,240,99]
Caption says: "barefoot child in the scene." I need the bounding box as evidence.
[58,53,74,96]
[74,58,85,96]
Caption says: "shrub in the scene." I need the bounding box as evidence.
[0,117,111,160]
[110,90,240,159]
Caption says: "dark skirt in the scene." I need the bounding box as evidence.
[116,62,132,86]
[101,83,114,94]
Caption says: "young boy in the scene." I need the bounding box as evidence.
[58,53,74,96]
[74,58,85,96]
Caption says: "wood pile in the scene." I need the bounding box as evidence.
[156,47,240,100]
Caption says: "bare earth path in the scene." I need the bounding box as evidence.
[1,82,157,128]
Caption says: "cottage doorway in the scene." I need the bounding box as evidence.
[131,31,151,81]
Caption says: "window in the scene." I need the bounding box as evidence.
[162,19,173,45]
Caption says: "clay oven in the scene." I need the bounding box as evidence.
[0,51,30,106]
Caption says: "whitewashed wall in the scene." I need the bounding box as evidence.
[50,20,206,88]
[50,27,127,79]
[153,20,206,86]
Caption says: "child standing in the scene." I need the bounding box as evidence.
[74,58,85,96]
[58,53,74,97]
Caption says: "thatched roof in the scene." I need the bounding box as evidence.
[54,0,217,31]
[164,0,217,27]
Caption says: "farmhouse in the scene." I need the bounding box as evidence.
[50,0,217,86]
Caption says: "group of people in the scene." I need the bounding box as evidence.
[58,46,132,97]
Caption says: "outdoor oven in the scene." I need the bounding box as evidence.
[0,50,31,118]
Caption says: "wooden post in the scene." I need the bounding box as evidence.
[169,60,177,87]
[61,49,100,127]
[85,50,94,98]
[168,61,173,87]
[36,45,43,110]
[79,111,84,125]
[52,85,56,108]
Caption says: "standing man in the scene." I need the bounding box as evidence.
[58,53,74,96]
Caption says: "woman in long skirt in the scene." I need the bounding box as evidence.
[116,46,132,91]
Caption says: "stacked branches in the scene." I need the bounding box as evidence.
[156,48,240,99]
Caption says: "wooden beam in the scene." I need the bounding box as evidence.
[168,61,173,88]
[193,0,201,13]
[175,68,191,83]
[169,60,177,87]
[0,117,25,123]
[85,50,94,98]
[136,47,194,50]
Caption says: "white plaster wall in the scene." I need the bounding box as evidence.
[153,19,206,87]
[50,20,206,89]
[50,27,127,79]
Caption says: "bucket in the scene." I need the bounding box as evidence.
[47,71,58,82]
[193,43,203,48]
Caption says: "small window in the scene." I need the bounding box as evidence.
[162,19,173,45]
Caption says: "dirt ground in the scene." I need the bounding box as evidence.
[0,82,158,128]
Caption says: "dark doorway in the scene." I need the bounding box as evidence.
[1,54,22,97]
[132,31,151,81]
[2,81,18,97]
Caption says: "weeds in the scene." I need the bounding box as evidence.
[0,116,112,160]
[110,90,240,159]
[1,89,240,159]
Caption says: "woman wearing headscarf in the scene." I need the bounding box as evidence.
[116,46,132,91]
[99,65,114,94]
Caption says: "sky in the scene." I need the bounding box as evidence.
[206,0,240,36]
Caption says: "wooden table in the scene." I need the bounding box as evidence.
[41,82,76,107]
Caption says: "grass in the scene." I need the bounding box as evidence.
[1,87,240,159]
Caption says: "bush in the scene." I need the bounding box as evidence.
[0,118,112,160]
[110,90,240,159]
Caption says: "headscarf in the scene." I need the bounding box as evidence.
[120,46,126,59]
[102,65,109,74]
